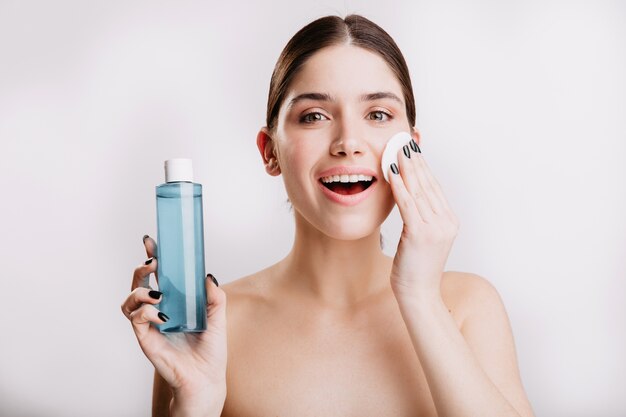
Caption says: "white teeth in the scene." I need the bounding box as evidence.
[321,174,374,183]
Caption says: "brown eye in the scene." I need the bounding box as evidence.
[300,112,328,123]
[368,111,391,122]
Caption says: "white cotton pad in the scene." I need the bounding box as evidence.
[381,131,412,183]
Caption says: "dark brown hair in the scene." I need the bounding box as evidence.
[266,14,416,132]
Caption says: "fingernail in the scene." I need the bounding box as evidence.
[144,257,154,265]
[142,234,150,242]
[403,145,411,159]
[390,163,399,175]
[158,312,169,322]
[410,139,421,153]
[148,290,162,300]
[207,273,219,287]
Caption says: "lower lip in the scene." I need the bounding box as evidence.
[317,180,378,206]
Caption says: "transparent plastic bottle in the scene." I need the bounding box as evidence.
[155,158,207,333]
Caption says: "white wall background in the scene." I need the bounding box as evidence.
[0,1,624,416]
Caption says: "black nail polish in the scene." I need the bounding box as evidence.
[207,273,219,287]
[144,257,154,265]
[148,290,162,300]
[403,145,411,159]
[390,163,399,175]
[411,139,421,153]
[142,234,150,242]
[158,312,169,322]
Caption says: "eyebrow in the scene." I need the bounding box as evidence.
[287,91,402,108]
[360,92,402,104]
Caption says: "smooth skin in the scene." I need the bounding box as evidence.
[123,44,535,417]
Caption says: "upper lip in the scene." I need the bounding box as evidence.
[317,166,378,180]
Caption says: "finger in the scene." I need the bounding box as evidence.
[387,162,422,228]
[411,152,445,216]
[143,234,159,284]
[419,156,455,218]
[143,234,157,259]
[193,274,226,344]
[206,273,226,322]
[404,142,443,216]
[131,255,158,291]
[178,274,227,377]
[129,303,169,343]
[121,287,163,319]
[396,147,434,223]
[396,144,423,205]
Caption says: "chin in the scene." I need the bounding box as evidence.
[313,210,390,242]
[289,187,396,242]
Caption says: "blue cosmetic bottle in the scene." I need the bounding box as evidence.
[155,158,207,333]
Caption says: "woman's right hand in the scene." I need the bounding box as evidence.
[121,235,227,415]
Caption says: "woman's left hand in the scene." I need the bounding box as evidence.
[387,139,460,301]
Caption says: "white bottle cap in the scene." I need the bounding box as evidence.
[164,158,193,182]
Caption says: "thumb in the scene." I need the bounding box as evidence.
[205,273,227,329]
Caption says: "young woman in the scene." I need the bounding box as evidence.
[122,14,535,417]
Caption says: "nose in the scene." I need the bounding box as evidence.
[329,118,364,158]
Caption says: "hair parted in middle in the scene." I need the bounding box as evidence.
[265,14,416,133]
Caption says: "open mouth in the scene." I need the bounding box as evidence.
[320,174,376,195]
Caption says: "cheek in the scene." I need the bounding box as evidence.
[278,145,304,177]
[277,137,322,175]
[276,148,312,201]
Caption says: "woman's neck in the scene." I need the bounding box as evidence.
[276,212,392,309]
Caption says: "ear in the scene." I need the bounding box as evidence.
[410,126,421,145]
[256,127,281,176]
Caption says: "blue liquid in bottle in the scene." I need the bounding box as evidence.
[155,159,207,333]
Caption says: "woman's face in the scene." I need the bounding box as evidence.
[271,44,415,240]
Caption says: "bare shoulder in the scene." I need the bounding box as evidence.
[220,267,273,300]
[441,269,500,296]
[442,271,535,417]
[219,266,276,324]
[440,270,506,328]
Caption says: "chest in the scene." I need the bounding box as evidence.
[222,304,438,417]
